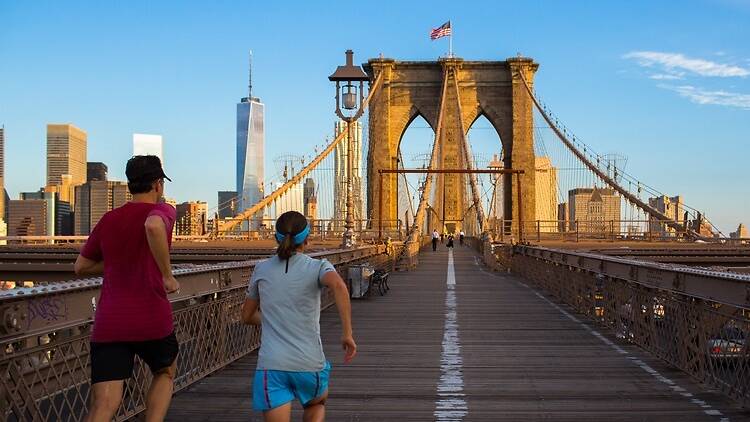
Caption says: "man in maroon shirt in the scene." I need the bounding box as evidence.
[74,155,180,422]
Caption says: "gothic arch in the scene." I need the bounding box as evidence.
[364,57,539,229]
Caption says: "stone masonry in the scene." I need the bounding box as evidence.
[364,57,539,233]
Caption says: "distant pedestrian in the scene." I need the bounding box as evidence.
[446,234,454,248]
[459,230,465,246]
[432,229,440,251]
[440,232,444,244]
[242,211,356,421]
[75,155,179,422]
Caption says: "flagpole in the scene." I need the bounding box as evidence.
[449,21,453,57]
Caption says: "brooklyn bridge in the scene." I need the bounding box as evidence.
[1,52,748,421]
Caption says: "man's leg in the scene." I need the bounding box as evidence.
[145,360,177,422]
[303,392,328,422]
[263,402,292,422]
[85,380,124,422]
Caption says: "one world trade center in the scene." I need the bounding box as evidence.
[236,53,265,223]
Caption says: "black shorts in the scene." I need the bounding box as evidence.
[90,331,179,384]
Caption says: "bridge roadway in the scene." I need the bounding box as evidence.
[164,245,749,421]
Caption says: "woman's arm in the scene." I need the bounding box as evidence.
[241,298,261,325]
[321,271,357,363]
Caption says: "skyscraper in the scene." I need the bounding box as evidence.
[87,162,108,181]
[535,156,558,232]
[270,181,303,220]
[568,187,621,234]
[303,178,317,221]
[218,191,238,219]
[730,223,748,240]
[333,120,363,227]
[648,195,685,236]
[176,201,208,236]
[236,54,265,217]
[487,154,504,222]
[0,126,5,222]
[133,134,164,163]
[236,97,265,213]
[17,189,72,236]
[8,199,48,236]
[74,181,131,235]
[303,178,315,207]
[47,124,87,186]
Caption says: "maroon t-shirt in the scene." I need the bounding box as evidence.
[81,201,176,342]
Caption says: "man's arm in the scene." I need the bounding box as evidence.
[74,255,104,276]
[145,215,179,293]
[241,298,262,325]
[321,270,357,363]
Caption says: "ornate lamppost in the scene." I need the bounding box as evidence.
[329,50,369,248]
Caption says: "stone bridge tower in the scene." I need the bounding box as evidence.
[364,56,539,234]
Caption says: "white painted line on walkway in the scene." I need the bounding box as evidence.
[435,249,468,421]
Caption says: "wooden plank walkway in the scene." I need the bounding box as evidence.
[165,246,750,421]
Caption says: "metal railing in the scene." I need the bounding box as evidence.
[213,218,404,242]
[0,245,394,421]
[509,244,750,407]
[485,219,728,243]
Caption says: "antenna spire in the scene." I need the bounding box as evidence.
[248,50,253,99]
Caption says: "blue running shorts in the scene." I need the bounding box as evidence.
[253,361,332,411]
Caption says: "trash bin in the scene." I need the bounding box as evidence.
[348,264,374,298]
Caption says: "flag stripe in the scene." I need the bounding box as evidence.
[430,21,451,40]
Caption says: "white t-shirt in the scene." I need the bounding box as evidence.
[246,253,336,371]
[432,231,440,239]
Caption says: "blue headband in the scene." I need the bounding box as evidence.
[275,224,310,245]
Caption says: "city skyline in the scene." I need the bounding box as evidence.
[1,1,748,232]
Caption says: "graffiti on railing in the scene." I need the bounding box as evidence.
[26,296,68,329]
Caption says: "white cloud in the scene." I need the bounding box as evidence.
[649,73,683,80]
[659,84,750,109]
[623,51,749,77]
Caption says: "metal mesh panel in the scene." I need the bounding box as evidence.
[1,248,393,421]
[512,253,750,407]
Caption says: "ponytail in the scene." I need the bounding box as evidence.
[277,233,296,260]
[274,211,310,273]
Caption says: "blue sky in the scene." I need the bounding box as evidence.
[1,0,748,233]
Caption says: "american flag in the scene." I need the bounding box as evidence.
[430,21,451,40]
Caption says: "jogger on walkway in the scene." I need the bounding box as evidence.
[242,211,356,422]
[75,155,179,422]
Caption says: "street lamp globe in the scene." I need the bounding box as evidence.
[343,83,358,110]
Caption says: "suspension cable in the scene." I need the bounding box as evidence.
[217,71,385,235]
[516,70,708,240]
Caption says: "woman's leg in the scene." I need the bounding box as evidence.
[302,391,328,422]
[263,402,292,422]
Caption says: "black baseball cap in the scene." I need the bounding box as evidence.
[126,155,172,183]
